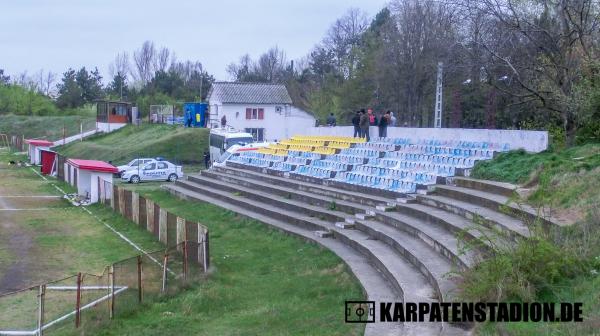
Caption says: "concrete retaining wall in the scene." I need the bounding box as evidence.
[303,126,548,153]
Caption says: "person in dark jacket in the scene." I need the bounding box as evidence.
[351,111,361,137]
[378,111,390,138]
[326,113,336,126]
[221,115,227,128]
[359,109,370,142]
[203,151,210,169]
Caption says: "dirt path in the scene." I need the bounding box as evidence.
[0,195,33,294]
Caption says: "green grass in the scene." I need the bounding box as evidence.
[63,189,365,336]
[0,114,95,141]
[0,152,165,329]
[56,124,209,165]
[471,144,600,222]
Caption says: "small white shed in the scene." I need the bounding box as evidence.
[25,139,54,165]
[64,159,118,203]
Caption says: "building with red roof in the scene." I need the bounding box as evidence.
[64,158,117,203]
[25,139,54,165]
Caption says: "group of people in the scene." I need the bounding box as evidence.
[351,109,396,141]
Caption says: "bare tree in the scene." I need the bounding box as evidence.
[108,52,130,79]
[132,41,156,85]
[35,69,57,96]
[463,0,600,141]
[323,8,369,79]
[156,47,171,73]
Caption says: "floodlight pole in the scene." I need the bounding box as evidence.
[434,62,443,128]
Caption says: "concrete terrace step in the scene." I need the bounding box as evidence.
[353,218,459,302]
[416,194,530,240]
[172,180,439,300]
[370,209,476,270]
[214,166,399,207]
[184,174,468,296]
[165,183,445,335]
[163,184,403,336]
[195,171,375,216]
[180,176,348,224]
[451,177,517,198]
[433,184,563,228]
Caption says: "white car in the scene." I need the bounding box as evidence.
[117,158,154,175]
[121,160,183,183]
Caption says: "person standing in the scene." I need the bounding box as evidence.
[351,111,361,137]
[368,108,376,126]
[203,151,210,169]
[379,111,391,138]
[359,109,370,142]
[221,115,227,128]
[186,108,193,127]
[390,111,397,127]
[326,113,337,126]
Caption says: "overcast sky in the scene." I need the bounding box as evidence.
[0,0,387,83]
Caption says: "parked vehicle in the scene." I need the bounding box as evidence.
[121,160,183,183]
[212,142,271,167]
[209,127,254,162]
[117,158,154,175]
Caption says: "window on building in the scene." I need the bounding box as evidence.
[245,128,265,141]
[245,108,264,120]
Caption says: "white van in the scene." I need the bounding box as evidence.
[209,127,254,162]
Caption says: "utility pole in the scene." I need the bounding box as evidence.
[434,62,443,128]
[199,63,203,102]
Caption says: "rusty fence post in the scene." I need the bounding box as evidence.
[182,241,188,281]
[109,265,115,319]
[203,232,210,272]
[37,284,46,336]
[75,273,82,328]
[161,253,169,293]
[137,255,143,303]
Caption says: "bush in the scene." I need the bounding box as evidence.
[460,234,583,302]
[0,84,59,116]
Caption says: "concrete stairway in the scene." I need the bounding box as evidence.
[163,165,535,335]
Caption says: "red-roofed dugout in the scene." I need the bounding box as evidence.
[66,159,118,173]
[25,139,54,146]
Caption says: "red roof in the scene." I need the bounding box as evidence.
[25,139,54,147]
[67,159,118,173]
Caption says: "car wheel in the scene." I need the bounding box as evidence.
[168,173,178,182]
[130,175,140,184]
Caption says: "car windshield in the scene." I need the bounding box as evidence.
[226,137,254,148]
[128,159,139,166]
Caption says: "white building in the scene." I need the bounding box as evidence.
[25,139,54,165]
[64,159,117,203]
[207,82,315,141]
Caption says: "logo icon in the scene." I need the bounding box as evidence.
[345,301,375,323]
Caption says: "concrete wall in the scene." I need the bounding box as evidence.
[208,102,315,141]
[304,126,549,152]
[96,122,126,133]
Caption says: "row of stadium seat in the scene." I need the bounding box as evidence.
[333,172,417,193]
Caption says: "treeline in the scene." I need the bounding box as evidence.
[0,41,214,117]
[227,1,600,145]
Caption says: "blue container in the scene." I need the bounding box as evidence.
[183,102,208,127]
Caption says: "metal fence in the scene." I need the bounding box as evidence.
[0,134,25,152]
[0,241,205,335]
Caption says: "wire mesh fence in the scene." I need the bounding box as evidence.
[0,241,206,335]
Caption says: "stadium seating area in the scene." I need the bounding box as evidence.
[227,135,510,194]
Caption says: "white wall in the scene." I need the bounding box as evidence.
[77,170,92,199]
[96,122,127,133]
[209,103,315,141]
[304,126,549,153]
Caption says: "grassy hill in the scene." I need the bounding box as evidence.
[0,114,95,141]
[472,144,600,223]
[57,124,209,165]
[467,144,600,335]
